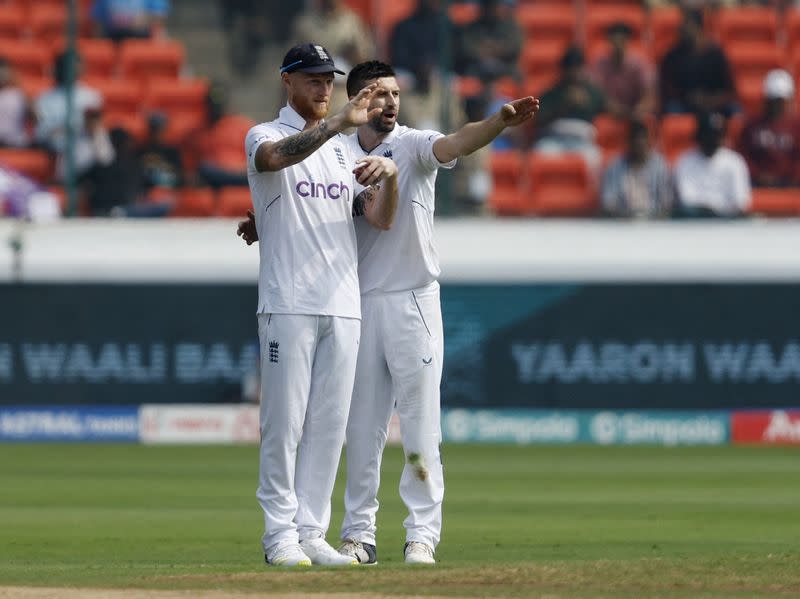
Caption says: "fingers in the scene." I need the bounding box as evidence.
[367,107,382,120]
[354,159,383,186]
[246,209,255,219]
[353,83,378,103]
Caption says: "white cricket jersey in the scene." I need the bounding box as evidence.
[346,125,456,295]
[246,104,363,319]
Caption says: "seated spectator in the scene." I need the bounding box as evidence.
[85,127,171,217]
[138,112,183,195]
[589,22,656,119]
[601,119,674,218]
[659,8,737,116]
[674,111,751,217]
[0,164,60,221]
[0,58,30,148]
[454,0,522,85]
[184,84,253,189]
[218,0,286,75]
[34,53,114,181]
[91,0,169,42]
[738,69,800,188]
[533,47,608,172]
[390,0,446,95]
[290,0,373,75]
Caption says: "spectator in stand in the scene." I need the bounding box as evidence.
[91,0,170,42]
[454,0,523,85]
[390,0,446,96]
[289,0,373,76]
[589,22,656,119]
[0,164,60,221]
[659,8,737,116]
[184,83,253,189]
[34,53,114,181]
[138,112,183,201]
[533,47,608,172]
[86,127,171,217]
[601,119,675,218]
[218,0,288,75]
[674,111,751,217]
[0,58,30,148]
[738,69,800,187]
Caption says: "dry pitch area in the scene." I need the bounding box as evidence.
[1,444,799,598]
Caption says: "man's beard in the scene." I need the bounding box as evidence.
[294,95,329,121]
[369,113,395,133]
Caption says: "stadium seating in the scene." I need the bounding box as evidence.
[103,111,148,142]
[517,4,576,57]
[448,2,479,26]
[0,4,24,40]
[119,39,184,82]
[52,38,118,79]
[0,41,51,77]
[594,114,629,165]
[584,5,646,51]
[216,186,253,217]
[488,150,524,216]
[527,153,595,216]
[30,4,67,41]
[17,74,53,100]
[650,6,682,61]
[171,187,215,218]
[145,78,209,127]
[715,6,778,47]
[659,114,697,164]
[83,77,144,115]
[0,148,53,183]
[750,188,800,216]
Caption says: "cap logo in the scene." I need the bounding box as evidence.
[313,45,330,61]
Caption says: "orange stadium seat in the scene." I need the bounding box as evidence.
[585,6,646,50]
[104,111,148,143]
[372,0,415,41]
[52,38,118,78]
[17,74,53,100]
[521,43,563,80]
[651,6,682,61]
[216,186,253,217]
[119,39,184,81]
[715,6,777,46]
[594,114,629,165]
[449,2,480,26]
[454,76,484,98]
[727,44,785,82]
[84,77,144,114]
[787,10,800,57]
[488,150,524,215]
[522,73,556,98]
[659,114,697,163]
[0,148,53,183]
[172,187,215,217]
[145,78,209,126]
[0,4,24,40]
[0,41,51,77]
[30,4,67,41]
[517,4,576,56]
[750,188,800,216]
[586,37,648,63]
[527,153,595,216]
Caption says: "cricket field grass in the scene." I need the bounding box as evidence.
[1,443,798,598]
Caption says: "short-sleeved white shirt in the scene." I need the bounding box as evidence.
[674,147,752,215]
[346,124,456,295]
[246,104,362,319]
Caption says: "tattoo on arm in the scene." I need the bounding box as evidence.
[352,187,375,217]
[274,121,335,158]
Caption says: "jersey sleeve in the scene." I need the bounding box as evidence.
[245,124,281,174]
[408,129,457,171]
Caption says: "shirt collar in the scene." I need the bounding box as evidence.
[357,124,399,153]
[278,104,310,132]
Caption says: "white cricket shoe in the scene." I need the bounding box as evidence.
[265,542,311,567]
[300,538,358,566]
[338,539,378,565]
[404,541,436,565]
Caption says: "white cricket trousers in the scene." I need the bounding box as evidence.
[256,313,360,554]
[341,281,444,549]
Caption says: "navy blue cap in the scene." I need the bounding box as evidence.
[280,43,345,75]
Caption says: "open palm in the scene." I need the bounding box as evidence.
[500,96,540,127]
[339,83,380,127]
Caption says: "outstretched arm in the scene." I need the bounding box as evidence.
[253,83,380,172]
[432,96,539,164]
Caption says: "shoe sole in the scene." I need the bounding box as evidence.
[271,559,312,567]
